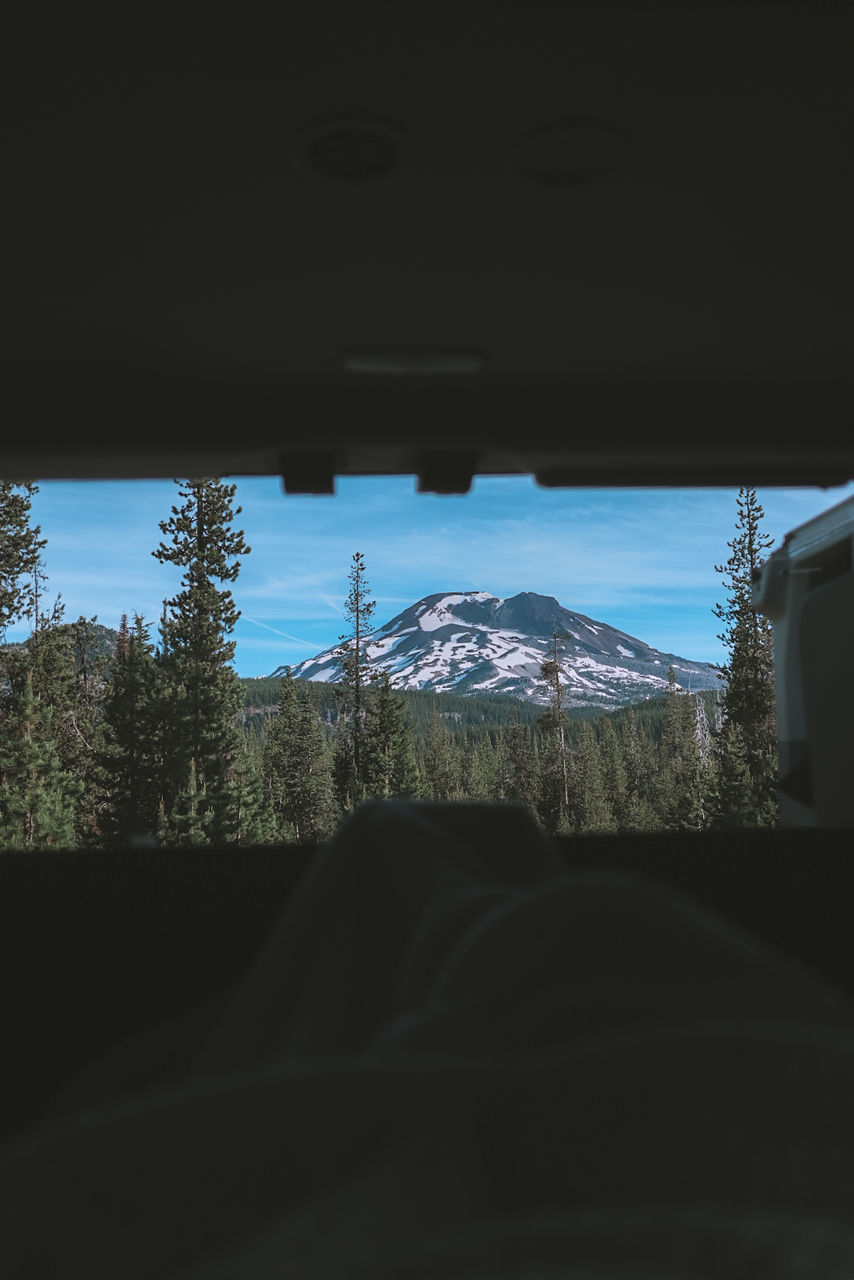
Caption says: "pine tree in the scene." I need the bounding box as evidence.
[362,672,417,800]
[618,707,658,830]
[152,478,252,844]
[0,482,47,640]
[61,615,111,844]
[99,614,162,844]
[264,669,335,843]
[712,488,778,826]
[537,741,570,835]
[708,721,758,829]
[164,758,215,846]
[231,731,278,846]
[500,715,539,815]
[334,551,377,802]
[421,709,462,801]
[0,646,83,849]
[460,730,501,802]
[691,693,713,829]
[598,715,629,828]
[0,528,108,848]
[537,631,571,834]
[17,593,74,710]
[654,668,704,830]
[569,719,616,833]
[21,599,91,842]
[331,723,359,819]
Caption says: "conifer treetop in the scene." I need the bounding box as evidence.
[153,478,250,584]
[713,487,775,662]
[0,481,48,638]
[152,478,251,656]
[711,486,778,826]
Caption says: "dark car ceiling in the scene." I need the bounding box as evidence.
[3,1,853,490]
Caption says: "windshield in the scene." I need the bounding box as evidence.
[1,476,852,849]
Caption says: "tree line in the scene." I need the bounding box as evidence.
[0,479,778,849]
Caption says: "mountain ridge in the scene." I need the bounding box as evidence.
[272,590,722,711]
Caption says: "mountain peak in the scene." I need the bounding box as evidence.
[272,588,721,711]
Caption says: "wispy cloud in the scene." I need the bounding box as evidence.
[318,593,345,617]
[241,617,318,649]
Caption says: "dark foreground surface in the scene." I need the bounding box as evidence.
[2,806,854,1277]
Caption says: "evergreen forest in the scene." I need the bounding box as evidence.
[0,479,779,850]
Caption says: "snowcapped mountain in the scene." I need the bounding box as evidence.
[271,591,722,710]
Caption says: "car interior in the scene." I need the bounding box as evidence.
[2,3,854,1276]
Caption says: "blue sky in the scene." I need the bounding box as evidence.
[9,476,854,678]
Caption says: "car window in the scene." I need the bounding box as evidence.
[1,475,852,849]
